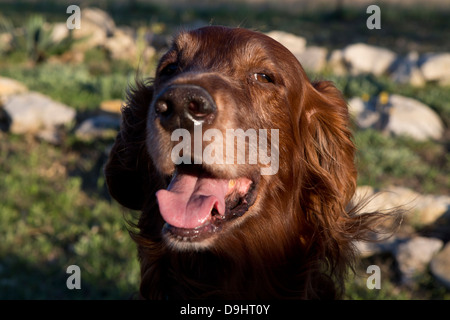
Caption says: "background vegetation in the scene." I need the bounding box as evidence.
[0,0,448,299]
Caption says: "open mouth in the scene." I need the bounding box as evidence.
[156,165,258,243]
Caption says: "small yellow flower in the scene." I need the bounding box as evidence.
[379,91,389,105]
[151,23,166,34]
[362,93,370,102]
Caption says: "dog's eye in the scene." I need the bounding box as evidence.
[253,73,273,84]
[160,63,178,76]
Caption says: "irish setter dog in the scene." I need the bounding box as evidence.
[105,26,385,299]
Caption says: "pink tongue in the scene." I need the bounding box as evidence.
[156,173,229,229]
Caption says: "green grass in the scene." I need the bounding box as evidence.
[0,134,139,299]
[0,59,134,112]
[354,129,449,194]
[345,254,450,300]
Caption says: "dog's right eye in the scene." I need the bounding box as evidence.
[160,63,178,77]
[253,73,274,84]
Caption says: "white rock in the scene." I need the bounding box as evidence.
[348,94,444,141]
[72,7,116,50]
[343,43,397,76]
[352,186,418,215]
[297,46,327,72]
[1,92,75,139]
[81,7,116,37]
[347,97,380,129]
[0,32,13,53]
[75,115,120,141]
[413,194,450,225]
[386,94,444,141]
[0,77,28,102]
[347,97,366,116]
[105,28,137,61]
[420,53,450,85]
[394,237,443,285]
[352,186,450,226]
[327,49,347,75]
[50,22,70,43]
[430,243,450,290]
[265,31,306,57]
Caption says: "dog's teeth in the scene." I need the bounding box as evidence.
[229,179,236,188]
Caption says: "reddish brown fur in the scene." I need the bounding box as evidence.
[105,26,393,299]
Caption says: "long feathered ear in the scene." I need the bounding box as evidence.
[104,80,156,210]
[302,80,357,207]
[297,80,362,298]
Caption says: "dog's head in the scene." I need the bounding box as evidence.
[105,26,356,252]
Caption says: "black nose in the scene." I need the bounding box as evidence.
[153,84,217,131]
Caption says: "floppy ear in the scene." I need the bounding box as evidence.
[301,80,357,209]
[104,81,156,210]
[297,80,402,298]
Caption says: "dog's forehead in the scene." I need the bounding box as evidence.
[177,26,265,46]
[173,26,295,65]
